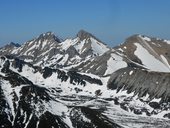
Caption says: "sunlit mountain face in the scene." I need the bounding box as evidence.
[1,31,170,128]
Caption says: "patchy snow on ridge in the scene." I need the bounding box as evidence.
[164,39,170,44]
[142,36,151,42]
[134,43,170,72]
[59,54,69,65]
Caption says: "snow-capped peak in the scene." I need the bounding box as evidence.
[35,31,61,43]
[74,30,110,56]
[58,30,110,58]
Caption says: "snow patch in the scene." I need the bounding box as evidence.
[59,54,69,65]
[24,59,33,63]
[134,43,170,72]
[90,37,109,55]
[129,70,133,75]
[141,36,151,42]
[0,80,15,118]
[104,53,127,75]
[74,39,86,54]
[60,39,73,50]
[164,39,170,44]
[160,55,170,68]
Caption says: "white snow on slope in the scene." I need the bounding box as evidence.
[134,43,170,72]
[60,39,73,50]
[129,70,133,75]
[104,53,127,75]
[73,39,86,54]
[42,40,48,49]
[138,36,170,69]
[90,37,109,55]
[1,80,15,118]
[59,54,69,65]
[160,55,170,69]
[164,39,170,44]
[60,38,87,54]
[0,59,5,76]
[58,37,109,56]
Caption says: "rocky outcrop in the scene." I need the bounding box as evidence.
[108,67,170,102]
[42,67,102,86]
[70,106,122,128]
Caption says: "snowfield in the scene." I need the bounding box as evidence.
[104,53,127,75]
[134,43,170,72]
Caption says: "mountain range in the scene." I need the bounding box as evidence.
[1,30,170,128]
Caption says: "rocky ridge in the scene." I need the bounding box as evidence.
[1,31,170,127]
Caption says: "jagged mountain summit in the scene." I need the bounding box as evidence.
[1,31,170,128]
[76,34,170,76]
[0,30,110,68]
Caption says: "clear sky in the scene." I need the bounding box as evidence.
[0,0,170,47]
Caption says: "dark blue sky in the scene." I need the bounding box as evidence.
[0,0,170,47]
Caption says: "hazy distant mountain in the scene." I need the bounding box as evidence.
[1,31,170,128]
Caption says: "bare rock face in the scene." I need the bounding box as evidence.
[77,29,93,41]
[108,67,170,102]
